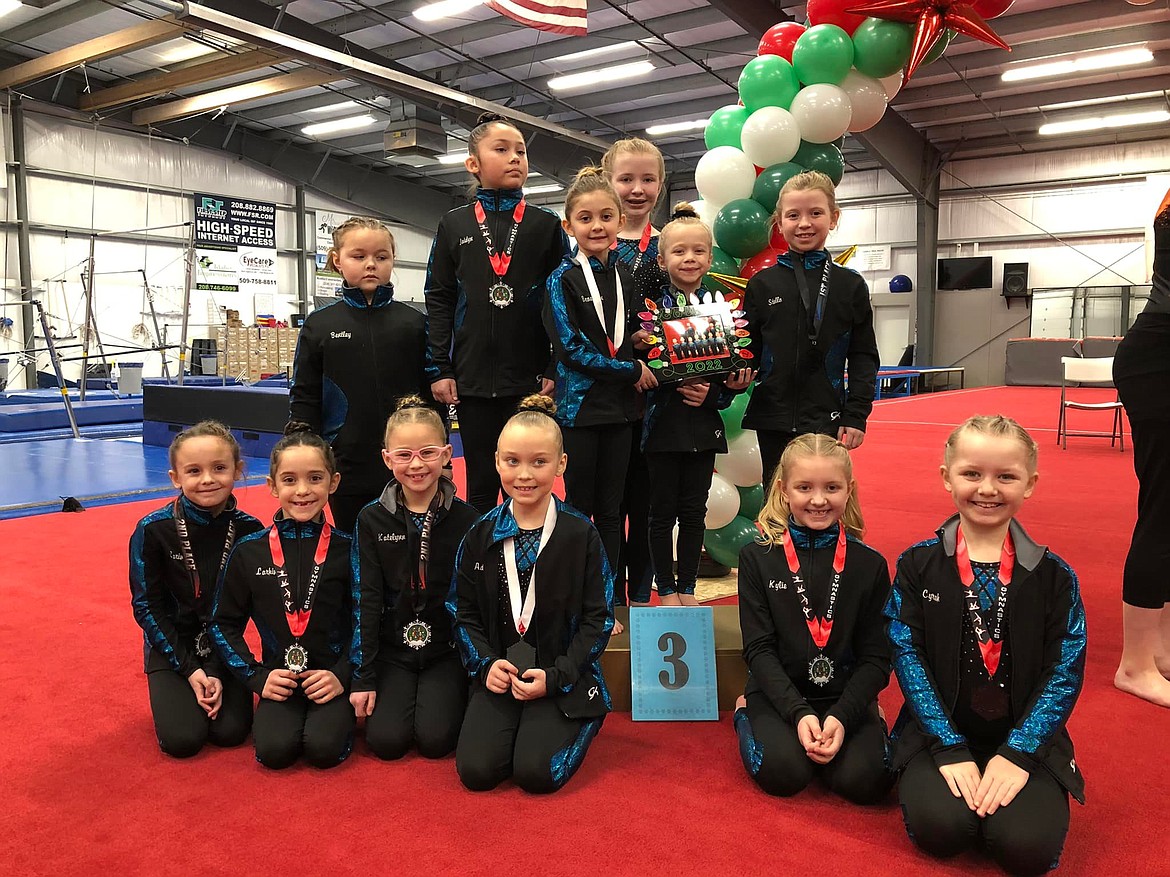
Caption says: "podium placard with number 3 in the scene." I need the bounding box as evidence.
[629,607,718,721]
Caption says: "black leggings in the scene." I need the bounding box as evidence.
[253,691,355,769]
[756,429,799,493]
[734,693,892,804]
[455,686,604,793]
[147,668,252,757]
[1120,418,1170,608]
[561,423,633,572]
[646,450,717,597]
[618,433,653,605]
[457,395,527,513]
[329,484,382,535]
[364,653,468,760]
[898,748,1070,877]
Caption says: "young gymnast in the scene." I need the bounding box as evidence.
[211,432,355,769]
[448,395,613,793]
[129,421,263,756]
[741,170,879,486]
[288,216,433,533]
[350,396,479,759]
[886,416,1086,876]
[642,203,753,606]
[734,434,893,803]
[425,112,570,513]
[543,166,656,580]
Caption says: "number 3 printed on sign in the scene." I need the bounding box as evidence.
[658,631,689,690]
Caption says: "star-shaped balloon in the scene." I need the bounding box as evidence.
[849,0,1010,80]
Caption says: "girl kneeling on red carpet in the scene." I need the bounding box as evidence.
[211,431,355,769]
[448,395,614,793]
[734,433,894,804]
[885,415,1086,876]
[129,421,264,757]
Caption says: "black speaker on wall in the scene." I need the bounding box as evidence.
[1003,262,1030,298]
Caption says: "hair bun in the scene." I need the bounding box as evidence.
[670,201,699,221]
[517,394,556,417]
[395,394,430,412]
[476,111,510,127]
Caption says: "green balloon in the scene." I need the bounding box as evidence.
[752,161,804,212]
[851,17,913,79]
[737,483,765,520]
[714,199,771,260]
[791,24,854,86]
[922,28,954,67]
[703,515,760,568]
[704,104,751,150]
[793,140,845,186]
[703,246,740,294]
[737,55,800,113]
[719,391,750,441]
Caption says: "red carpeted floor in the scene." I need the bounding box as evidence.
[3,387,1168,876]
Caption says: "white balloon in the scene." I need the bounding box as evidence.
[694,146,756,210]
[840,69,888,133]
[715,430,763,488]
[690,198,718,227]
[704,473,741,530]
[879,69,903,101]
[789,83,852,144]
[739,106,801,169]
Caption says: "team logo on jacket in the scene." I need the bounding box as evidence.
[330,331,351,340]
[830,411,841,420]
[588,685,599,700]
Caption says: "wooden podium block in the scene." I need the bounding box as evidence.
[601,605,747,712]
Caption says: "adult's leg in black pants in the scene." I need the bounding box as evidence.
[818,703,892,804]
[147,668,211,758]
[414,652,469,758]
[898,747,980,859]
[302,695,355,768]
[457,396,525,513]
[756,429,797,493]
[646,451,683,596]
[456,686,524,791]
[674,451,717,595]
[207,672,253,748]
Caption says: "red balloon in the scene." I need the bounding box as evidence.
[806,0,867,35]
[758,21,806,61]
[768,224,790,253]
[741,247,786,279]
[971,0,1013,18]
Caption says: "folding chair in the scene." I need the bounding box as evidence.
[1057,356,1124,450]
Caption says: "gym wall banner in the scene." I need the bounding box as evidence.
[314,211,345,299]
[193,194,278,293]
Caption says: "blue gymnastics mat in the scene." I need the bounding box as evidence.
[0,398,143,432]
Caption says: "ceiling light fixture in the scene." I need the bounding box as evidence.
[1039,108,1170,136]
[305,100,359,114]
[437,151,469,164]
[555,41,643,65]
[645,118,710,136]
[1002,47,1153,82]
[548,60,655,92]
[0,0,22,17]
[414,0,483,22]
[524,183,564,194]
[301,114,377,137]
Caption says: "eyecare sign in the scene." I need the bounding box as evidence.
[194,194,278,293]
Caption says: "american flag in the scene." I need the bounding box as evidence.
[485,0,588,36]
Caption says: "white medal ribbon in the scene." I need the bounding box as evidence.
[575,250,625,354]
[502,497,558,637]
[689,288,724,306]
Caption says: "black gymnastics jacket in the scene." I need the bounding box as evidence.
[738,524,892,732]
[884,516,1086,803]
[425,188,570,398]
[741,250,879,436]
[447,497,614,706]
[211,516,354,695]
[129,495,263,679]
[289,283,433,496]
[350,475,480,687]
[543,251,642,429]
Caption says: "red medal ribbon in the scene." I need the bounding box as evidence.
[473,198,527,278]
[783,525,847,650]
[954,525,1015,677]
[269,523,332,639]
[612,222,655,272]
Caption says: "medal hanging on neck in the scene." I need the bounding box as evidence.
[783,525,847,686]
[270,523,332,673]
[955,525,1014,678]
[402,492,441,650]
[474,198,526,308]
[791,257,833,367]
[631,221,654,272]
[503,498,558,639]
[174,497,235,659]
[575,249,625,357]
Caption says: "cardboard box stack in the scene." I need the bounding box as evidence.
[214,325,299,381]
